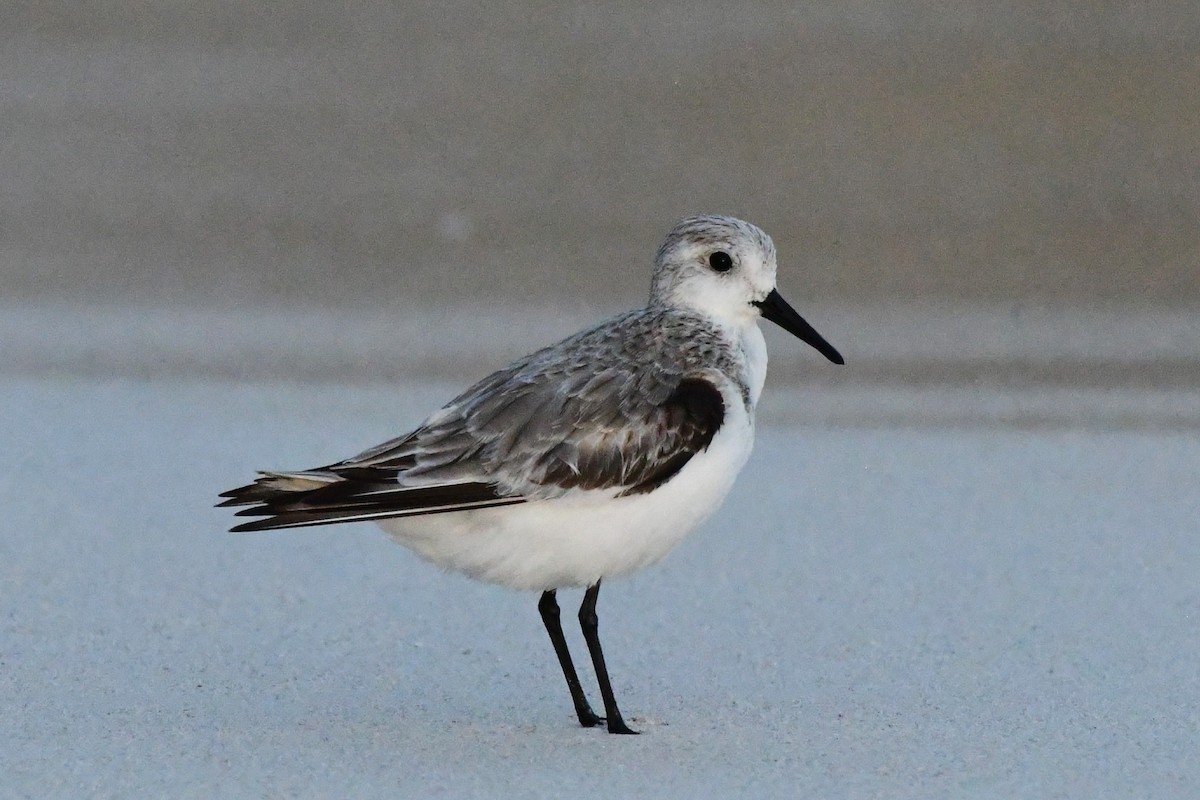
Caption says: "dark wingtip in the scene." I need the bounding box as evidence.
[230,518,275,533]
[217,480,281,507]
[233,506,275,517]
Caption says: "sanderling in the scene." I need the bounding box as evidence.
[219,214,843,734]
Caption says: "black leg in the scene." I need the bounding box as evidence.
[578,581,638,735]
[538,590,604,728]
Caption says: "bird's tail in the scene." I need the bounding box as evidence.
[217,469,522,533]
[218,470,342,505]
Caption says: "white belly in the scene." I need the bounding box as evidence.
[378,395,756,591]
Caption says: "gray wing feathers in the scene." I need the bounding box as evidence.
[339,308,733,497]
[220,307,736,531]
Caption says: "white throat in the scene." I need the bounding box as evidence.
[739,320,769,409]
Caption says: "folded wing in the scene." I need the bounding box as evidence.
[219,310,728,532]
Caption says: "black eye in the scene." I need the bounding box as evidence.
[708,251,733,272]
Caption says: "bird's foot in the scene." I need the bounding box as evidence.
[576,707,605,728]
[605,715,639,735]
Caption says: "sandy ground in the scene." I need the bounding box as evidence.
[3,372,1198,798]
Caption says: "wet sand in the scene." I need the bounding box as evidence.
[3,375,1198,797]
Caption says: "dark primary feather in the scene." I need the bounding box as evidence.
[220,306,737,532]
[227,480,522,532]
[537,378,724,495]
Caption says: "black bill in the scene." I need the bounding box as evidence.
[753,289,844,365]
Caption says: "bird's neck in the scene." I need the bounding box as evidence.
[739,321,769,409]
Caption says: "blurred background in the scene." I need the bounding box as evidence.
[6,6,1200,794]
[4,1,1198,417]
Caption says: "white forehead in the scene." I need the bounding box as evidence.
[655,215,777,269]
